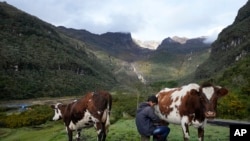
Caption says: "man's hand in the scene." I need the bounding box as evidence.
[159,120,169,126]
[154,120,169,126]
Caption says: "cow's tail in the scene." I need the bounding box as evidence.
[101,100,111,134]
[101,108,109,125]
[102,96,112,130]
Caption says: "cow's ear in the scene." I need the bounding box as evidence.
[190,89,199,96]
[51,105,55,109]
[218,88,228,97]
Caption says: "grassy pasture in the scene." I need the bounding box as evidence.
[0,119,229,141]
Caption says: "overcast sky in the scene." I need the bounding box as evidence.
[3,0,248,42]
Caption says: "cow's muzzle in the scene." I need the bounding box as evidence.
[205,111,216,119]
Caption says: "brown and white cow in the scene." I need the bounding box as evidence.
[154,83,228,141]
[51,91,112,141]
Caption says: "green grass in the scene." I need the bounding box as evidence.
[0,121,66,141]
[0,119,229,141]
[168,124,229,141]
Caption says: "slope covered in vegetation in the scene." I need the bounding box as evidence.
[194,1,250,119]
[0,2,117,99]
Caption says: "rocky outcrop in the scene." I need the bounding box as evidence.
[156,37,211,54]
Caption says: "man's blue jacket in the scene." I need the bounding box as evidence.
[135,102,161,136]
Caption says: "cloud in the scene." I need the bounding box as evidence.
[203,26,224,43]
[3,0,248,41]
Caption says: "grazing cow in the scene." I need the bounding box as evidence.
[154,83,228,141]
[51,91,112,141]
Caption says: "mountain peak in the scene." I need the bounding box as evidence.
[157,36,210,52]
[100,32,133,43]
[172,36,189,44]
[101,32,132,38]
[161,37,180,45]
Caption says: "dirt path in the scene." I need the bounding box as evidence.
[0,96,79,107]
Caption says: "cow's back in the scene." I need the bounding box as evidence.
[87,91,112,119]
[92,91,112,111]
[87,91,112,131]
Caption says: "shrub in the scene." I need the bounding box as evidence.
[217,92,248,119]
[0,105,53,128]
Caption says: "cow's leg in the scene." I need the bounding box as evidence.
[101,122,107,141]
[66,127,73,141]
[181,122,190,141]
[95,122,106,141]
[76,129,81,141]
[197,127,204,141]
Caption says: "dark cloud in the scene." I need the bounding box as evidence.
[4,0,248,41]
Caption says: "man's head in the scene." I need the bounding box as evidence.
[147,95,158,106]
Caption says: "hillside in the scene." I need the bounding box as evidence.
[193,1,250,119]
[0,2,118,99]
[194,0,250,90]
[57,26,152,62]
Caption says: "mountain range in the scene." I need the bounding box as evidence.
[0,0,250,106]
[57,26,211,85]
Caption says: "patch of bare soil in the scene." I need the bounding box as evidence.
[0,96,80,107]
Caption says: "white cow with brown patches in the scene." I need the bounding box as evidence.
[51,91,112,141]
[155,82,228,141]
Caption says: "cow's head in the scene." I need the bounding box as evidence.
[191,83,228,119]
[51,103,63,121]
